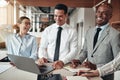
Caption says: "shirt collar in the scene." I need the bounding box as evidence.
[16,33,30,39]
[55,23,67,29]
[96,23,109,30]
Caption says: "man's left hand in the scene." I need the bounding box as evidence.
[81,61,97,70]
[52,60,64,69]
[77,70,100,77]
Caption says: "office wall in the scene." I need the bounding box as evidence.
[110,0,120,22]
[69,8,95,52]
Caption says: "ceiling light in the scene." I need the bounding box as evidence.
[0,0,9,7]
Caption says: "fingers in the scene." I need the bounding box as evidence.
[70,59,80,68]
[70,62,77,68]
[52,61,64,69]
[10,62,16,66]
[77,70,99,77]
[77,70,85,76]
[81,61,96,70]
[82,61,89,66]
[38,57,48,65]
[81,71,95,77]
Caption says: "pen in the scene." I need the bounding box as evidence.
[80,71,92,74]
[79,69,93,74]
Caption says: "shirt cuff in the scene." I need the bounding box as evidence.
[60,59,69,64]
[97,68,102,77]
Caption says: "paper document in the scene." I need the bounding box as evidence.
[0,64,12,73]
[66,76,88,80]
[0,50,7,60]
[64,65,90,73]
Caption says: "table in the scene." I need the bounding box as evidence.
[0,49,7,60]
[0,50,102,80]
[0,62,102,80]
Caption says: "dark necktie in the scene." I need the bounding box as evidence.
[93,28,101,48]
[54,27,62,61]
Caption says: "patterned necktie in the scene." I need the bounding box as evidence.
[93,28,101,48]
[54,27,62,61]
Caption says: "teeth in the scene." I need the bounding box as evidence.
[97,17,102,20]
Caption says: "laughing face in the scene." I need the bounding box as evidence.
[96,4,112,27]
[19,19,31,35]
[54,9,67,26]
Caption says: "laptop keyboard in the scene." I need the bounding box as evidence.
[37,74,62,80]
[37,64,53,74]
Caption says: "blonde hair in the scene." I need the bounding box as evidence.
[17,16,30,24]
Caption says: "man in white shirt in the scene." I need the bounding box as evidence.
[77,52,120,77]
[38,4,78,69]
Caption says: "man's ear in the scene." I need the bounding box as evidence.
[65,14,68,22]
[66,14,68,18]
[109,13,112,19]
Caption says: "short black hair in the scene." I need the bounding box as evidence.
[54,4,68,14]
[97,2,113,13]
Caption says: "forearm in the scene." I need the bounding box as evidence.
[38,47,48,58]
[98,53,120,76]
[97,62,114,77]
[60,49,78,64]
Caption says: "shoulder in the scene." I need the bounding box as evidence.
[5,33,15,43]
[107,26,120,41]
[44,23,56,31]
[7,33,16,39]
[42,23,56,35]
[64,24,76,31]
[27,34,36,40]
[109,26,120,35]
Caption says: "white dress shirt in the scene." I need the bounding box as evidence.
[38,23,78,64]
[6,33,38,60]
[98,52,120,76]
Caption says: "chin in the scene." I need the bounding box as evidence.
[96,21,103,25]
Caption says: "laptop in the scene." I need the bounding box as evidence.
[7,54,54,75]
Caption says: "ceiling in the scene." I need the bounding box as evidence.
[9,0,107,16]
[11,0,104,8]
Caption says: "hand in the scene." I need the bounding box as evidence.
[37,57,48,65]
[52,60,64,69]
[10,62,16,66]
[77,70,100,77]
[81,61,96,70]
[70,59,80,68]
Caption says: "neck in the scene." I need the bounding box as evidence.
[19,32,25,37]
[58,22,65,26]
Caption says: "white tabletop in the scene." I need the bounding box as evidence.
[0,49,7,60]
[0,50,103,80]
[0,62,103,80]
[0,62,37,80]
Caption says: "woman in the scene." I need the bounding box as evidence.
[6,16,38,60]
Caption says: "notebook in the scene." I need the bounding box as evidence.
[7,54,54,75]
[64,65,90,73]
[66,76,88,80]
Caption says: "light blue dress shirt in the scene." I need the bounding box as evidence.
[6,33,38,60]
[95,23,109,40]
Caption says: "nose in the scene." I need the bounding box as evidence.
[97,12,102,17]
[55,16,60,21]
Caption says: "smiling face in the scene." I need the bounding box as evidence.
[54,9,67,26]
[18,18,31,35]
[96,4,112,27]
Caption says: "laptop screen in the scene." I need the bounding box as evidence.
[7,54,54,75]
